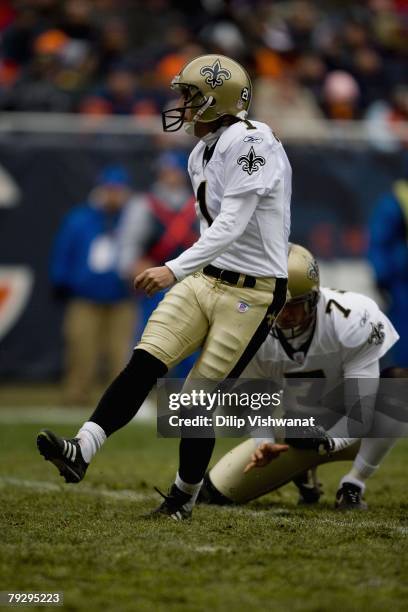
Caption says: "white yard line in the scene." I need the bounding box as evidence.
[0,401,155,424]
[316,515,408,534]
[213,505,407,534]
[0,476,155,502]
[1,476,406,535]
[192,545,232,553]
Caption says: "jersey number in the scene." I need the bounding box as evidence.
[325,299,351,318]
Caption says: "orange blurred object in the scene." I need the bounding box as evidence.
[254,48,284,78]
[0,59,20,86]
[79,96,113,115]
[156,53,188,83]
[34,29,70,55]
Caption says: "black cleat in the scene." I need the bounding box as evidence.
[285,425,334,456]
[335,482,368,511]
[293,469,323,505]
[149,485,192,521]
[37,429,88,483]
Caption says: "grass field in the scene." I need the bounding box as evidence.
[1,401,407,612]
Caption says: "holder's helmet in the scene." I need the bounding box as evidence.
[276,244,320,338]
[162,54,252,132]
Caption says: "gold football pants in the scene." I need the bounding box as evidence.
[208,438,360,503]
[137,272,287,379]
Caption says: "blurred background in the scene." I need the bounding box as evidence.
[0,0,407,404]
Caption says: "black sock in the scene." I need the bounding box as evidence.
[89,349,167,436]
[178,437,216,484]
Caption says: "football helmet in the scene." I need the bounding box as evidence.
[162,54,252,132]
[276,243,320,338]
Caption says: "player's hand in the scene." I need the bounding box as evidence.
[132,257,156,278]
[134,266,176,296]
[243,442,289,473]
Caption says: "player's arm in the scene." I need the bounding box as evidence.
[135,191,259,294]
[165,190,260,280]
[335,299,399,437]
[135,138,281,295]
[136,134,275,294]
[164,134,276,282]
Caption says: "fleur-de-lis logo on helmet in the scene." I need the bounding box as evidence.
[200,59,232,89]
[237,146,266,175]
[307,259,319,282]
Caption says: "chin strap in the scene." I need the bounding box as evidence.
[192,95,214,123]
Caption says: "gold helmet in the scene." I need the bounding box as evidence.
[276,244,320,338]
[162,54,252,132]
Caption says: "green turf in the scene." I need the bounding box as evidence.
[0,418,407,611]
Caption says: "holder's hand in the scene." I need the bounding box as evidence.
[244,442,289,473]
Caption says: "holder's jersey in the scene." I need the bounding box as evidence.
[244,288,399,382]
[166,120,291,280]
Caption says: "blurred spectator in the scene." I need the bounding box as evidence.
[368,156,408,366]
[342,20,371,56]
[79,62,167,116]
[118,150,196,280]
[1,29,74,111]
[96,17,130,76]
[1,3,53,65]
[199,20,246,60]
[295,51,327,100]
[117,150,198,376]
[0,1,16,32]
[154,41,205,89]
[388,85,408,147]
[285,0,319,52]
[0,0,406,122]
[50,165,135,405]
[253,72,325,134]
[365,85,408,151]
[59,0,98,45]
[0,163,20,209]
[321,70,361,120]
[352,47,387,109]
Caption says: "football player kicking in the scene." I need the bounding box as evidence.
[36,55,292,520]
[199,244,401,510]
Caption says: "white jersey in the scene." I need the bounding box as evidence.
[244,288,399,382]
[166,120,291,280]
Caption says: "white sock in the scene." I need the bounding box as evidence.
[339,438,396,492]
[76,421,107,463]
[175,472,203,511]
[331,437,358,452]
[357,438,396,470]
[340,474,366,492]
